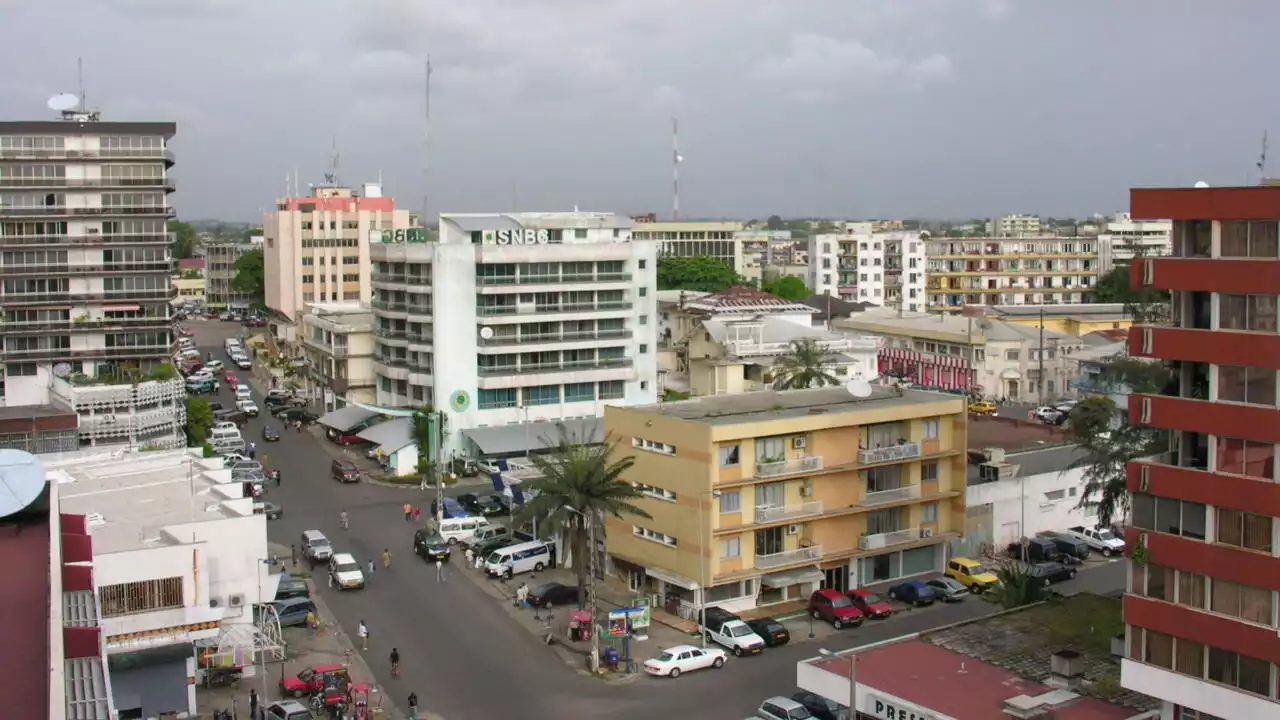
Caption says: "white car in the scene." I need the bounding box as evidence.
[212,421,239,433]
[328,553,365,590]
[235,357,252,370]
[643,644,726,678]
[234,384,252,400]
[204,359,224,372]
[1033,406,1063,422]
[237,399,259,416]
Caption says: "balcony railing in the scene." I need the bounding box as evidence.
[755,456,824,478]
[859,528,922,551]
[1071,378,1133,396]
[374,355,411,368]
[477,358,633,376]
[0,177,174,189]
[723,334,881,357]
[755,544,823,570]
[404,304,433,316]
[477,272,634,286]
[476,301,634,317]
[0,206,175,218]
[478,329,633,346]
[0,233,172,247]
[861,485,921,507]
[754,501,824,524]
[371,301,407,312]
[0,316,171,333]
[0,148,174,162]
[859,442,921,464]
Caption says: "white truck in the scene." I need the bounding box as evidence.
[699,607,765,657]
[1065,525,1126,557]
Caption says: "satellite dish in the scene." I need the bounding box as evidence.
[47,93,79,112]
[1193,181,1210,188]
[0,449,47,518]
[845,376,872,398]
[53,362,73,378]
[479,326,494,340]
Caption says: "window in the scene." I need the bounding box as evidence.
[921,462,938,482]
[1219,293,1277,333]
[563,382,595,403]
[632,481,676,501]
[638,259,646,270]
[1005,350,1020,361]
[1132,493,1206,539]
[719,537,742,558]
[1216,365,1276,406]
[638,315,648,326]
[1214,437,1275,479]
[1174,638,1205,676]
[1177,571,1207,609]
[920,502,938,523]
[755,436,786,463]
[1143,629,1173,669]
[718,491,741,513]
[1219,220,1280,258]
[1044,489,1066,502]
[922,418,939,439]
[718,445,740,466]
[1136,562,1174,602]
[99,578,184,617]
[631,437,676,455]
[1215,508,1272,552]
[639,287,647,297]
[521,385,559,406]
[598,380,624,400]
[1207,646,1273,697]
[1211,578,1274,625]
[639,344,648,353]
[633,525,677,547]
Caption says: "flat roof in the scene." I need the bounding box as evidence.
[623,386,958,426]
[967,415,1072,452]
[0,403,75,421]
[0,514,50,720]
[981,303,1129,319]
[52,450,241,554]
[0,120,177,137]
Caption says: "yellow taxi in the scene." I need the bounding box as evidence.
[945,557,999,592]
[967,400,998,415]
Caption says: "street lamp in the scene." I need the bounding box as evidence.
[698,489,722,649]
[818,648,857,718]
[564,505,601,674]
[255,557,275,704]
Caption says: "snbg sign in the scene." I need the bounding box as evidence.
[373,228,428,244]
[486,229,549,245]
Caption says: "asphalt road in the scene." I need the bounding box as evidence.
[186,321,1127,720]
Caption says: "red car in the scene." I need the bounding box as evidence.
[279,663,349,697]
[224,373,239,384]
[847,589,894,619]
[327,431,367,446]
[807,589,863,629]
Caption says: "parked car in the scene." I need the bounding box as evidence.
[643,644,726,678]
[264,700,313,720]
[262,426,281,442]
[1029,561,1078,586]
[214,409,248,426]
[847,589,893,618]
[752,696,814,720]
[945,557,999,593]
[886,580,937,606]
[327,431,367,446]
[1063,525,1126,557]
[456,493,484,515]
[967,400,998,415]
[274,574,310,601]
[790,692,844,720]
[331,459,361,483]
[699,607,765,656]
[279,664,349,698]
[412,529,452,562]
[745,617,791,647]
[237,400,259,417]
[925,577,970,602]
[1043,533,1091,562]
[473,536,516,559]
[1033,405,1064,423]
[807,589,863,629]
[480,494,510,516]
[1006,537,1062,563]
[259,597,316,627]
[527,582,579,609]
[254,501,283,520]
[328,553,365,590]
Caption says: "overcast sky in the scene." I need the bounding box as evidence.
[3,0,1278,222]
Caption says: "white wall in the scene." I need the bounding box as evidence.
[161,514,276,616]
[6,369,53,406]
[1122,660,1276,720]
[966,463,1097,544]
[796,659,953,719]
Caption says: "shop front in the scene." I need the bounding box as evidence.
[855,544,940,587]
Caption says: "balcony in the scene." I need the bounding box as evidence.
[860,485,921,507]
[724,334,880,357]
[0,177,174,190]
[477,273,633,286]
[477,358,633,376]
[104,289,175,302]
[0,316,170,333]
[478,329,633,346]
[0,205,175,219]
[754,501,824,524]
[404,303,433,317]
[756,456,824,478]
[371,300,407,313]
[859,442,921,464]
[756,544,823,570]
[476,301,634,317]
[859,528,922,551]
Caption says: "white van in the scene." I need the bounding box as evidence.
[485,540,551,578]
[438,516,490,545]
[210,426,243,444]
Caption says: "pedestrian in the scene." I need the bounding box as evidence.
[516,582,529,608]
[328,570,334,589]
[473,553,484,571]
[435,557,445,582]
[305,610,316,634]
[290,544,297,566]
[357,620,369,651]
[274,469,282,486]
[464,546,474,567]
[407,693,419,720]
[367,558,376,575]
[214,380,221,393]
[249,688,259,719]
[403,502,412,521]
[412,505,422,523]
[429,499,438,519]
[390,647,400,676]
[382,548,392,569]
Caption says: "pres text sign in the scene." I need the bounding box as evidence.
[864,694,940,720]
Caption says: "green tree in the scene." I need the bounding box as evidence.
[1090,265,1169,321]
[184,397,215,446]
[241,226,264,241]
[771,338,840,390]
[987,558,1050,610]
[411,406,443,477]
[1071,395,1165,527]
[171,220,198,259]
[232,248,266,305]
[514,426,651,607]
[765,215,785,230]
[762,275,810,301]
[656,256,744,292]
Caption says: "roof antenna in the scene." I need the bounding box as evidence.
[1257,130,1269,183]
[423,56,433,226]
[77,57,87,112]
[323,137,339,185]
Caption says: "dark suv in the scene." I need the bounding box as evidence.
[413,529,451,562]
[331,459,361,483]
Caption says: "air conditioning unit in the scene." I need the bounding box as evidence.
[922,528,935,538]
[786,524,800,535]
[209,597,222,608]
[792,436,807,449]
[228,593,246,608]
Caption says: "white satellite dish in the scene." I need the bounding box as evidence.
[47,93,80,112]
[0,449,47,518]
[1193,181,1210,188]
[479,326,494,340]
[845,376,872,398]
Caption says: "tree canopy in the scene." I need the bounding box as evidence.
[171,220,198,259]
[656,256,744,293]
[1071,395,1166,527]
[1091,265,1169,319]
[184,397,215,446]
[232,248,266,304]
[762,275,809,301]
[771,338,840,390]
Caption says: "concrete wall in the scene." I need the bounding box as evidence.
[965,464,1097,547]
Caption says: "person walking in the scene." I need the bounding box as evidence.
[340,510,349,530]
[407,693,419,720]
[464,546,474,568]
[367,558,376,576]
[274,469,282,487]
[248,689,259,719]
[403,502,412,521]
[434,557,445,582]
[516,582,529,608]
[382,548,392,569]
[389,647,400,677]
[357,620,369,651]
[412,505,422,523]
[290,544,297,566]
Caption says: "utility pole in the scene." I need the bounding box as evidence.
[1037,307,1046,404]
[587,510,601,673]
[423,57,433,226]
[672,118,681,220]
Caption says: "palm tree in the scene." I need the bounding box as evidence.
[411,406,440,478]
[770,338,840,390]
[514,424,651,608]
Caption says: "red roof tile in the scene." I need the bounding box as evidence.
[178,258,206,270]
[813,640,1133,720]
[0,518,51,720]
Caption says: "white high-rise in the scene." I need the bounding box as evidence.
[1096,212,1172,273]
[369,212,658,456]
[808,225,927,311]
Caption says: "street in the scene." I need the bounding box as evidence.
[188,322,1126,720]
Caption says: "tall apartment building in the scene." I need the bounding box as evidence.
[986,213,1043,238]
[262,182,412,328]
[1120,185,1280,718]
[1096,212,1173,273]
[369,211,658,457]
[632,220,746,273]
[808,225,927,311]
[604,387,967,614]
[203,239,257,308]
[924,236,1099,310]
[0,111,177,408]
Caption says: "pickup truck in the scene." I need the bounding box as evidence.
[1064,525,1126,557]
[699,607,765,657]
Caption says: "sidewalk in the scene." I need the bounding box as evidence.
[196,543,427,720]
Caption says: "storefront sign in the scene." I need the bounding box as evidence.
[863,693,940,720]
[486,229,549,245]
[371,228,428,244]
[627,598,651,630]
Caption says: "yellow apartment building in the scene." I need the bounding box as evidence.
[978,303,1135,336]
[924,236,1100,310]
[603,386,967,617]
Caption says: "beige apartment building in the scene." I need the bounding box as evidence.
[604,386,968,616]
[262,182,412,327]
[300,304,377,408]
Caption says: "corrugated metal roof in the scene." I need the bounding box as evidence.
[357,417,414,452]
[461,417,603,455]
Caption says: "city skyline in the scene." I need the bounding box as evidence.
[2,1,1279,221]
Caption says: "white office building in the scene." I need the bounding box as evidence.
[1096,213,1172,273]
[369,212,658,459]
[808,226,928,311]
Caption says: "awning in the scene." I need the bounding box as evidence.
[762,568,824,587]
[356,417,413,452]
[461,417,603,456]
[644,565,699,591]
[316,405,378,432]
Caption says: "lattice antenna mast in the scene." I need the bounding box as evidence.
[1257,130,1269,182]
[424,57,433,225]
[672,118,682,220]
[323,137,340,185]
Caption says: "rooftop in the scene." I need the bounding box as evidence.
[981,303,1132,321]
[702,316,857,350]
[834,308,1079,345]
[807,594,1155,720]
[684,286,816,316]
[968,415,1072,453]
[0,513,50,720]
[440,211,636,234]
[799,294,876,322]
[1082,328,1130,346]
[624,386,958,426]
[967,443,1090,485]
[51,449,248,554]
